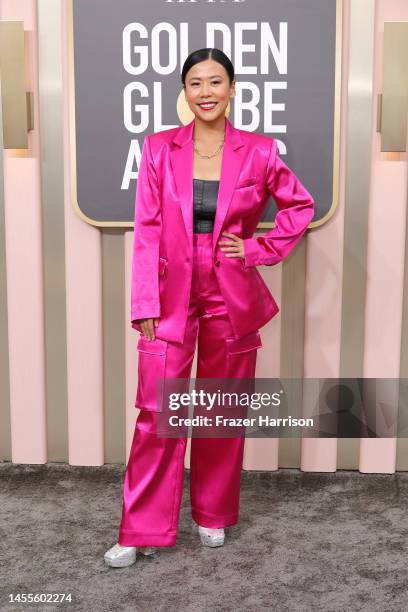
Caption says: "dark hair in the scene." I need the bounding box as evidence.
[181,48,235,87]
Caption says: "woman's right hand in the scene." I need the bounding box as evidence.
[139,318,160,340]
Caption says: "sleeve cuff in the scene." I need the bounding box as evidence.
[243,238,262,268]
[131,305,161,322]
[243,237,284,268]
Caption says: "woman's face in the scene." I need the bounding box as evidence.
[184,58,235,122]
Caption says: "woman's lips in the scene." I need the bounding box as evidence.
[198,102,218,111]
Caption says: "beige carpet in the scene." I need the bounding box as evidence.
[1,462,407,612]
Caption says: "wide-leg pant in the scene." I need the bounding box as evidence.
[118,232,262,547]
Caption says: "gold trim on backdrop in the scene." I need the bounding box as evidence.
[259,0,342,231]
[0,74,12,460]
[380,22,408,153]
[396,112,408,470]
[38,0,69,461]
[67,0,133,228]
[339,0,375,378]
[337,0,376,469]
[0,22,29,150]
[67,0,342,229]
[26,92,34,131]
[278,239,307,468]
[65,0,105,227]
[102,231,127,463]
[376,93,382,133]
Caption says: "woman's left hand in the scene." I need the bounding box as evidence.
[217,232,244,260]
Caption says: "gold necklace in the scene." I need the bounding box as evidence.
[193,138,225,159]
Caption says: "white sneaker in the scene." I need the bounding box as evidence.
[104,543,157,568]
[192,519,225,547]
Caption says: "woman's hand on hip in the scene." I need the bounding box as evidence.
[217,232,244,259]
[140,318,160,340]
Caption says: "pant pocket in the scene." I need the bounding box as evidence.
[226,330,262,354]
[225,330,262,378]
[217,331,262,421]
[135,335,168,412]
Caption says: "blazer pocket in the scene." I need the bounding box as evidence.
[234,176,257,189]
[159,256,168,276]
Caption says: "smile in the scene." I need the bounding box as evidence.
[198,102,218,110]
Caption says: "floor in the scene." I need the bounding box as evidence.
[1,462,407,612]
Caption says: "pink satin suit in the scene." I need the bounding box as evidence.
[118,231,262,547]
[117,117,315,547]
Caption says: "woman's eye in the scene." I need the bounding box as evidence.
[191,82,221,86]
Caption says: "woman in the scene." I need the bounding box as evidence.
[105,48,315,568]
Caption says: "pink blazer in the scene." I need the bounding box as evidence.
[131,116,315,344]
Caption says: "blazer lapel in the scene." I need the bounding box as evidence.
[170,119,194,244]
[170,116,247,253]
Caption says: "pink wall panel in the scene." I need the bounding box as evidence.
[1,0,47,463]
[61,0,105,465]
[1,0,408,470]
[360,0,408,473]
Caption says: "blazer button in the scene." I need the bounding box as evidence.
[214,258,220,267]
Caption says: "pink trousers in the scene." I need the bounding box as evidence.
[118,232,262,547]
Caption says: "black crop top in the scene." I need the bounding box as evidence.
[193,178,219,233]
